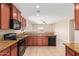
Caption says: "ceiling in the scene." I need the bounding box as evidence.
[14,3,74,24]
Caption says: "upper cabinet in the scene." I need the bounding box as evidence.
[75,3,79,30]
[10,4,18,20]
[17,9,21,22]
[22,17,26,29]
[0,3,10,29]
[24,18,26,28]
[0,3,26,30]
[21,16,26,29]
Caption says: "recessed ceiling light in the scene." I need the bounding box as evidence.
[36,10,40,13]
[36,5,40,8]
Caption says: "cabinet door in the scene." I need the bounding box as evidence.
[24,19,26,28]
[10,43,17,56]
[0,4,10,29]
[20,16,22,29]
[75,3,79,30]
[33,36,37,46]
[20,16,23,29]
[17,10,21,22]
[23,19,26,28]
[42,36,48,46]
[37,36,43,46]
[27,36,33,46]
[11,4,18,20]
[0,48,10,56]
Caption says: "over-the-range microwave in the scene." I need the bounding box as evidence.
[10,19,21,30]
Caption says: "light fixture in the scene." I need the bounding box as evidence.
[36,10,40,13]
[36,10,40,16]
[36,5,40,16]
[36,5,40,8]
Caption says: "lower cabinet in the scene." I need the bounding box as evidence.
[42,36,48,46]
[0,43,17,56]
[37,37,43,46]
[33,36,37,46]
[27,36,33,46]
[0,48,10,56]
[10,43,17,56]
[65,46,79,56]
[27,36,48,46]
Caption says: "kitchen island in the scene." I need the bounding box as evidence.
[64,43,79,56]
[26,32,56,46]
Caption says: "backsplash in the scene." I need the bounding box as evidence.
[0,29,14,39]
[0,29,23,40]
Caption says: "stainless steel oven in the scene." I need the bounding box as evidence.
[17,38,26,56]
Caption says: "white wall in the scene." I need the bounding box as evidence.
[32,24,54,33]
[53,20,70,42]
[24,20,33,32]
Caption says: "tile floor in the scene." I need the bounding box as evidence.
[23,46,65,56]
[23,39,66,56]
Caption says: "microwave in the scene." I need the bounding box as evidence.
[10,19,21,30]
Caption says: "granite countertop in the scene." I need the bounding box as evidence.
[64,43,79,53]
[26,32,56,36]
[0,40,19,52]
[0,34,28,52]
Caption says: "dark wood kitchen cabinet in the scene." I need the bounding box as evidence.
[0,3,10,29]
[0,47,10,56]
[10,43,17,56]
[22,17,26,28]
[37,37,43,46]
[24,19,26,28]
[17,9,21,22]
[27,36,48,46]
[42,36,48,46]
[21,16,24,29]
[32,36,37,46]
[10,4,18,20]
[27,36,33,46]
[23,18,26,28]
[74,3,79,30]
[20,16,22,29]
